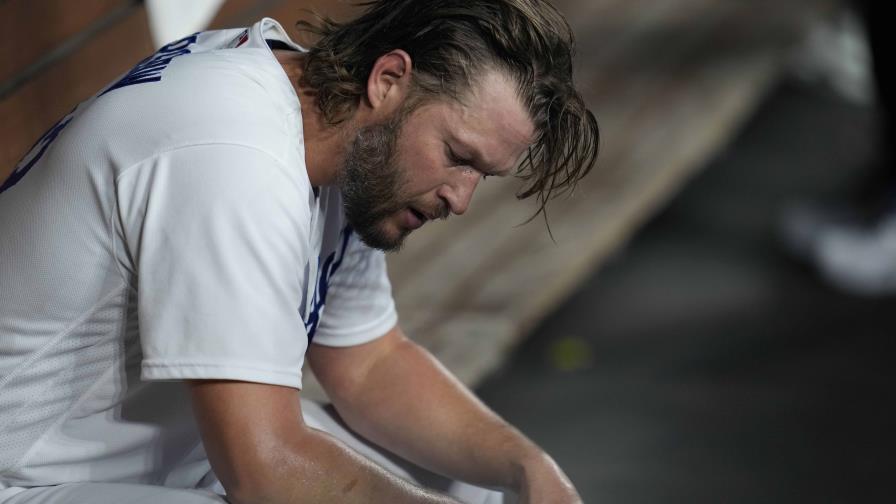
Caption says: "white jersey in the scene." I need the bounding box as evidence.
[0,18,397,491]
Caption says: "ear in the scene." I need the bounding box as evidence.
[365,49,413,117]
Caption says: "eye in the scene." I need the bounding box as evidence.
[446,145,467,166]
[446,144,488,179]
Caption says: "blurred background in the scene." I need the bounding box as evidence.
[3,0,894,501]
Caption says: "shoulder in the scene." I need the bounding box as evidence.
[78,43,303,171]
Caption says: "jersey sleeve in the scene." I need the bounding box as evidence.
[310,231,398,347]
[116,143,311,389]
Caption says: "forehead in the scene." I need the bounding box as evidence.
[419,71,535,174]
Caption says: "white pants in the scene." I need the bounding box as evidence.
[0,400,509,504]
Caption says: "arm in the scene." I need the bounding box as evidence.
[307,325,582,503]
[188,380,462,504]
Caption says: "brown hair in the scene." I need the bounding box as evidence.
[298,0,599,217]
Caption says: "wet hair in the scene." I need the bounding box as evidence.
[298,0,599,217]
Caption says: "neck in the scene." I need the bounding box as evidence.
[274,50,350,187]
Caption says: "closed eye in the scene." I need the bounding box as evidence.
[446,145,472,167]
[446,144,489,179]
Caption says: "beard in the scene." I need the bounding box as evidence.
[338,112,411,252]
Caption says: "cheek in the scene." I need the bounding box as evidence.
[395,144,444,193]
[392,114,449,198]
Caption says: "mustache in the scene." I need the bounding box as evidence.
[417,201,449,221]
[436,202,450,220]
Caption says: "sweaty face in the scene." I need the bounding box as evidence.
[338,71,535,252]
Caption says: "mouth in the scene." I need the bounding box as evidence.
[404,207,428,230]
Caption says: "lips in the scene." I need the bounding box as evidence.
[404,203,449,230]
[405,207,427,230]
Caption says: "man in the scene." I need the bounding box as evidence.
[0,1,598,502]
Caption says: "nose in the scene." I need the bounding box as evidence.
[437,169,481,216]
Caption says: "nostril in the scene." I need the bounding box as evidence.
[437,197,452,217]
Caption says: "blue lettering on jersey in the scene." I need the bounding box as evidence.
[305,225,354,342]
[1,113,73,194]
[2,33,200,193]
[100,32,198,96]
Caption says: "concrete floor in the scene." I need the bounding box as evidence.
[477,78,896,503]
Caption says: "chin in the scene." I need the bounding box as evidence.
[354,218,410,252]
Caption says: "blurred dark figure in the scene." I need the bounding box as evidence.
[782,0,896,295]
[856,0,893,198]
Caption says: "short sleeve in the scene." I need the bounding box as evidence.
[116,144,311,389]
[311,232,398,347]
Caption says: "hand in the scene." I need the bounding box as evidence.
[515,455,582,504]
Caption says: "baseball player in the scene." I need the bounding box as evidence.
[0,1,598,502]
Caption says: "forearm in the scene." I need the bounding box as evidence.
[235,427,460,504]
[323,335,556,491]
[189,380,460,504]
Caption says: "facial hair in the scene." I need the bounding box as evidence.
[338,113,410,252]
